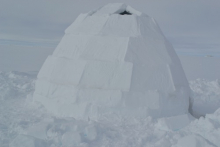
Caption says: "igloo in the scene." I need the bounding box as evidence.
[33,3,190,120]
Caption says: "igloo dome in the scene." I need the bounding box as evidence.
[33,3,190,120]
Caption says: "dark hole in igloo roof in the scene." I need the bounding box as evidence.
[119,10,132,15]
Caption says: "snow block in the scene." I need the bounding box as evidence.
[33,3,191,120]
[156,114,195,131]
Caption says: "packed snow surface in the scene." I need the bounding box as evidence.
[0,71,220,147]
[33,3,190,119]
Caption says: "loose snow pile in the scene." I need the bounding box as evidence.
[33,3,190,120]
[190,79,220,118]
[0,71,48,146]
[1,71,220,147]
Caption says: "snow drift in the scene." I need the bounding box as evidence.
[33,3,190,120]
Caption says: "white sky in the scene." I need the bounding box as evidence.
[0,0,220,50]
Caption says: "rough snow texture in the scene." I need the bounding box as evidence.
[1,71,220,147]
[33,3,190,120]
[189,79,220,118]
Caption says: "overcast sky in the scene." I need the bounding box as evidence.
[0,0,220,50]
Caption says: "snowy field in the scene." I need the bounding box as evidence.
[1,44,220,147]
[1,0,220,146]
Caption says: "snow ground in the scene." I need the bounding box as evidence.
[0,70,220,147]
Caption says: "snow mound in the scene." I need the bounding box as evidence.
[184,108,220,146]
[190,79,220,117]
[0,71,35,100]
[33,3,190,120]
[156,114,195,131]
[0,71,47,146]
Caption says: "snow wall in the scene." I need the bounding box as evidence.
[33,3,190,120]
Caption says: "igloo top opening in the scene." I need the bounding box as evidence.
[89,3,143,16]
[119,10,132,15]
